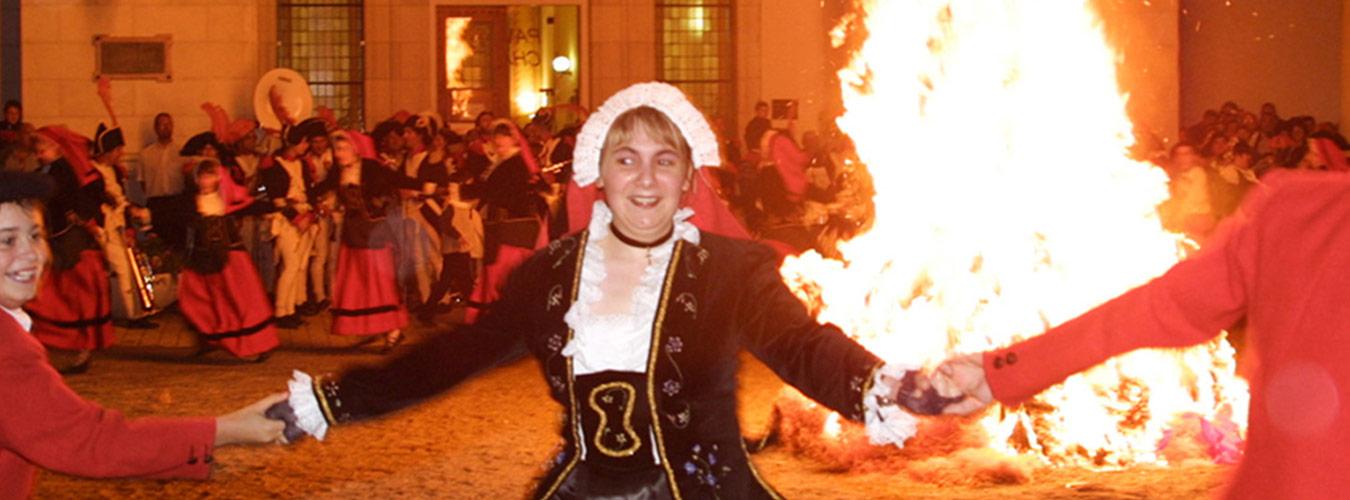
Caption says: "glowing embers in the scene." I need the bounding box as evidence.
[778,0,1248,469]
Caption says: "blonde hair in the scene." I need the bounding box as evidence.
[600,106,693,167]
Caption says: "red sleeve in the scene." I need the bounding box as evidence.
[984,178,1268,405]
[0,323,216,480]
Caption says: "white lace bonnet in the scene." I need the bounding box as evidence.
[571,82,721,187]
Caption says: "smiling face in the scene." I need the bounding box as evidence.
[0,202,48,310]
[598,107,693,243]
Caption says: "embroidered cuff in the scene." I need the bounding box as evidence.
[863,363,920,448]
[287,370,331,441]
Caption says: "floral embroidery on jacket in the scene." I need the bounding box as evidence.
[674,292,697,319]
[547,284,565,310]
[665,336,684,354]
[662,379,682,397]
[683,443,732,492]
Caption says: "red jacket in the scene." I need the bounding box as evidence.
[0,311,215,499]
[984,170,1350,499]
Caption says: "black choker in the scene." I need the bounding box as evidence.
[609,223,674,249]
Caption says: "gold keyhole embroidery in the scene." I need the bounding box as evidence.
[587,381,642,457]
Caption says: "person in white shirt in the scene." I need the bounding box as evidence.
[136,112,188,251]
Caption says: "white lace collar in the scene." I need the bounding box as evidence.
[561,201,699,375]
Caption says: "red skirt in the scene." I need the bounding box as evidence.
[332,245,407,336]
[465,244,533,324]
[178,250,280,358]
[26,250,114,351]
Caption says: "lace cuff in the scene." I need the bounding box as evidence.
[863,363,920,448]
[287,370,331,441]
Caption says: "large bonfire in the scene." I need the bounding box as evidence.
[773,0,1248,474]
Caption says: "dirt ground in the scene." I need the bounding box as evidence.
[32,313,1228,499]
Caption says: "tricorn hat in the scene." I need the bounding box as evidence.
[92,123,125,157]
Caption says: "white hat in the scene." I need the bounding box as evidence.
[571,82,721,187]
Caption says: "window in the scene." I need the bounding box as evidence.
[437,7,510,123]
[277,0,365,129]
[657,0,735,130]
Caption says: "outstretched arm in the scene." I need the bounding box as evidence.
[935,177,1268,412]
[0,333,214,480]
[281,260,540,440]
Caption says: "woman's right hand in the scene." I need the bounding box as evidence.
[215,393,289,446]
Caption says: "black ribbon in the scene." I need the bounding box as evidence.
[608,223,674,249]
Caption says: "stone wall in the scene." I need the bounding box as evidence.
[21,0,268,156]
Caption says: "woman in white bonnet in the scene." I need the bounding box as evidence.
[273,83,969,498]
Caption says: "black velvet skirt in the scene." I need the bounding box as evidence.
[552,463,672,500]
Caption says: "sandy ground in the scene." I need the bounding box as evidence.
[31,312,1228,499]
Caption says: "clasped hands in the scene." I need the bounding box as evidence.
[214,393,312,447]
[888,353,995,416]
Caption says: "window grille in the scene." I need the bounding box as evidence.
[277,0,365,129]
[657,0,735,129]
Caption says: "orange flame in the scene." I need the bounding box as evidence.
[782,0,1248,467]
[444,17,474,118]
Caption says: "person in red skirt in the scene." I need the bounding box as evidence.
[316,131,434,351]
[25,126,113,374]
[0,170,291,497]
[461,121,548,323]
[178,159,281,362]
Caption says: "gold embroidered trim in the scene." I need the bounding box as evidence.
[587,381,642,457]
[740,437,785,499]
[312,375,336,425]
[648,240,684,500]
[538,231,587,499]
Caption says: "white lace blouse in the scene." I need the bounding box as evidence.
[561,201,699,375]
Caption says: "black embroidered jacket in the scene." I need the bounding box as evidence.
[312,231,885,499]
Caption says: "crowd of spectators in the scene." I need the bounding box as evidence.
[1159,101,1348,242]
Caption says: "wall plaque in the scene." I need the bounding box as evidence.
[93,34,172,81]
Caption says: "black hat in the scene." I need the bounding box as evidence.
[0,171,54,204]
[284,117,328,146]
[92,123,124,157]
[180,131,224,157]
[370,119,405,146]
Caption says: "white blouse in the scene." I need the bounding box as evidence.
[561,201,698,375]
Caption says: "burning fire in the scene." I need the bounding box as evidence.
[444,17,474,118]
[780,0,1248,467]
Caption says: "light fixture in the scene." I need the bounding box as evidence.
[551,55,573,73]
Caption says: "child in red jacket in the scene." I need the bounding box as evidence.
[0,171,286,498]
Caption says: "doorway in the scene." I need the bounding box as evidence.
[436,5,580,126]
